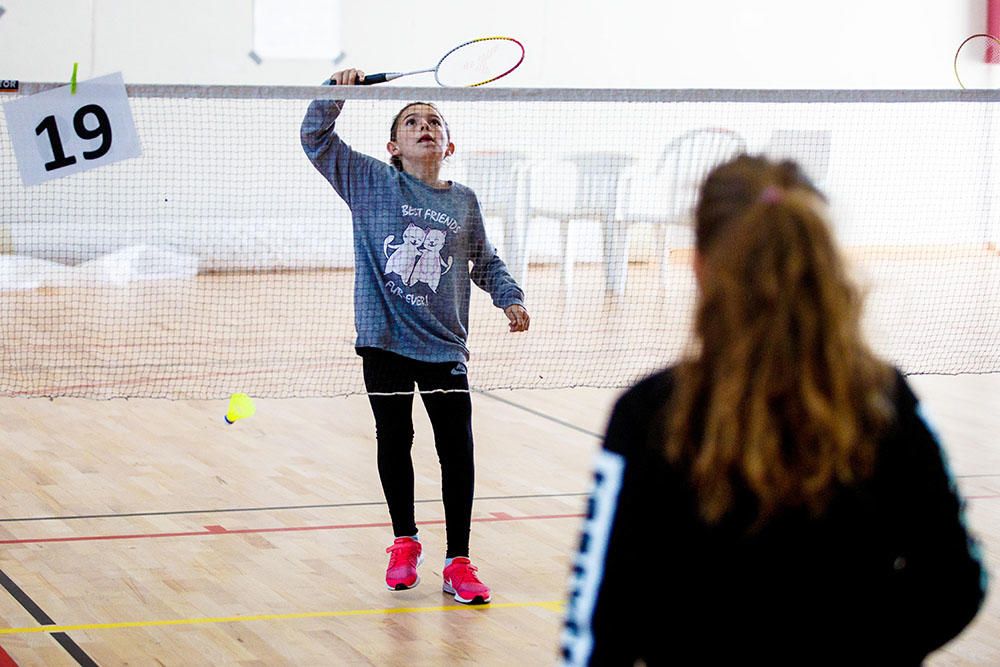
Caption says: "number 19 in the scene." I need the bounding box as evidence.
[34,104,114,172]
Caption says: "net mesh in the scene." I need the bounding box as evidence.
[1,85,998,399]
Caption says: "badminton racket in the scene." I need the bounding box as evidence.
[954,33,1000,89]
[334,37,524,88]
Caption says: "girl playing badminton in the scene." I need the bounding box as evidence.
[562,155,986,664]
[301,68,529,605]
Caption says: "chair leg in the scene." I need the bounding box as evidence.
[660,225,673,289]
[515,222,530,291]
[604,219,628,297]
[560,218,574,292]
[512,179,531,289]
[502,213,526,289]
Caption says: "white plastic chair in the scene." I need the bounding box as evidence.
[455,150,531,285]
[614,128,747,294]
[765,128,832,189]
[525,151,634,293]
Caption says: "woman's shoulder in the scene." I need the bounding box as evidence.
[615,367,677,413]
[888,366,917,409]
[876,366,920,436]
[879,366,934,449]
[602,367,677,457]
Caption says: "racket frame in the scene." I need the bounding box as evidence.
[356,36,524,88]
[954,33,1000,89]
[433,36,525,87]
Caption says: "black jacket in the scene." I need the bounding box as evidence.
[562,369,986,666]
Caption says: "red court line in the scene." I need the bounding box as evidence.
[0,512,585,546]
[0,645,17,667]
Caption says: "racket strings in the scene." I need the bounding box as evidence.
[955,33,1000,89]
[435,37,525,87]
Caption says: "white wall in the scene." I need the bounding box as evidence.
[0,0,987,88]
[1,0,997,274]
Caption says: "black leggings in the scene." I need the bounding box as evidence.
[359,347,474,559]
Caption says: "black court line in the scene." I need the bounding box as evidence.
[477,389,1000,482]
[0,492,589,524]
[0,568,98,666]
[475,389,605,439]
[2,384,995,524]
[1,392,598,525]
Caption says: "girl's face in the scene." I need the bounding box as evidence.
[388,105,455,167]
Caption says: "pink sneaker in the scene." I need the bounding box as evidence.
[385,537,423,591]
[442,557,492,605]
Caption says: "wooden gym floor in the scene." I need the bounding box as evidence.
[0,373,996,665]
[0,253,997,664]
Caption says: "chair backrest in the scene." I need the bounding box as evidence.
[765,128,832,188]
[528,151,633,219]
[455,151,528,217]
[656,127,747,222]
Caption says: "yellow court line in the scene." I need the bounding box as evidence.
[0,600,566,635]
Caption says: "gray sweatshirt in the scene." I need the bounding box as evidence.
[301,97,525,364]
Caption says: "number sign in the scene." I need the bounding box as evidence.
[3,72,141,186]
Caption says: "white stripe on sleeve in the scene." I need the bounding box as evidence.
[560,449,626,666]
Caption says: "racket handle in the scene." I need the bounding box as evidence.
[359,72,390,85]
[327,72,398,86]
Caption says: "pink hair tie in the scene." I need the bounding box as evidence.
[759,185,784,204]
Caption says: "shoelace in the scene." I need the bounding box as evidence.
[386,542,418,568]
[451,562,481,584]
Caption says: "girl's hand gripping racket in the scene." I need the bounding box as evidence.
[331,37,524,88]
